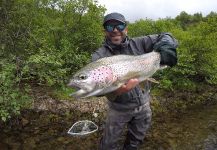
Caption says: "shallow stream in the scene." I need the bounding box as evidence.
[0,104,217,150]
[142,104,217,150]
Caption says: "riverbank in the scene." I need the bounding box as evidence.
[1,101,217,149]
[0,84,217,149]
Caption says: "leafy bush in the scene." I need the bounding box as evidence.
[128,12,217,91]
[0,0,105,121]
[0,59,30,121]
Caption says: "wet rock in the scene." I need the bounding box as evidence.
[21,117,29,127]
[204,134,217,150]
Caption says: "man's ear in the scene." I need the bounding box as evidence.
[125,28,128,35]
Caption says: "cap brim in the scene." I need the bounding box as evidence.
[103,19,126,26]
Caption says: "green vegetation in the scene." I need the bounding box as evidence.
[128,12,217,90]
[1,0,217,121]
[1,0,105,121]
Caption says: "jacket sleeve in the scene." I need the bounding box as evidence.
[91,51,101,62]
[140,32,178,67]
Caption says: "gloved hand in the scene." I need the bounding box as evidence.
[154,43,177,67]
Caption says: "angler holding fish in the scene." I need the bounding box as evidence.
[68,12,178,150]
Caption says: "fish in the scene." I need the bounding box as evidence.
[68,51,166,98]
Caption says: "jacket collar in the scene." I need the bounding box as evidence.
[103,36,129,53]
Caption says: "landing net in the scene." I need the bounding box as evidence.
[67,120,98,136]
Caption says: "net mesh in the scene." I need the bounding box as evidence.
[67,120,98,136]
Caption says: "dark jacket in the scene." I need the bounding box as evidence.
[92,32,178,110]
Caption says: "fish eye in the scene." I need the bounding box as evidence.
[78,74,87,80]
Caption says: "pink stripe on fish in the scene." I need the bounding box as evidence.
[90,66,114,84]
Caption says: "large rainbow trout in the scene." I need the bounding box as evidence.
[68,51,165,98]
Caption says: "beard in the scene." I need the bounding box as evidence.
[107,31,127,45]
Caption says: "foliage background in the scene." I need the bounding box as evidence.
[1,0,217,121]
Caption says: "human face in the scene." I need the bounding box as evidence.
[104,20,127,45]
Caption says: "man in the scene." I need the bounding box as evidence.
[92,12,178,150]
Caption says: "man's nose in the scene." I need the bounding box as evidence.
[113,27,119,32]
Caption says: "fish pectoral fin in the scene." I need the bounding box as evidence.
[83,89,104,98]
[146,78,159,84]
[70,89,87,98]
[93,85,121,97]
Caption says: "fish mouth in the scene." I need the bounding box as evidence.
[69,87,85,98]
[67,81,88,98]
[67,80,97,98]
[68,82,82,92]
[68,81,79,88]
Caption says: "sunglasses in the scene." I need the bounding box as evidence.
[104,24,126,32]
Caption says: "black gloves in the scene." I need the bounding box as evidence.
[153,34,178,67]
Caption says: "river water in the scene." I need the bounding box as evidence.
[0,104,217,150]
[142,104,217,150]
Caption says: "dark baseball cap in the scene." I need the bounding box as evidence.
[103,12,126,26]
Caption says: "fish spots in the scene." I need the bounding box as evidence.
[90,66,113,87]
